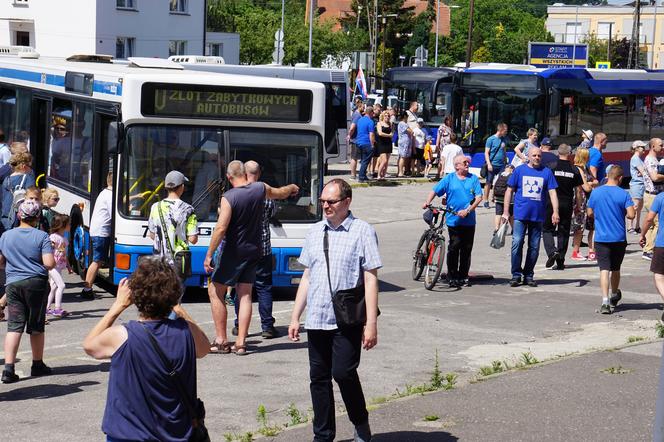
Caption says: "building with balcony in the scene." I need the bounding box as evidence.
[546,1,664,68]
[0,0,207,59]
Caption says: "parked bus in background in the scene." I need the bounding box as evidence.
[168,56,348,169]
[454,65,664,177]
[0,48,325,288]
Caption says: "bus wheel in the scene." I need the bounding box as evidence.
[68,204,87,279]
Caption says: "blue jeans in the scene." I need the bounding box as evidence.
[511,220,542,280]
[357,144,373,181]
[234,253,275,330]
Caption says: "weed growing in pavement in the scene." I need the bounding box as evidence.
[601,366,633,375]
[443,372,458,390]
[224,434,233,442]
[224,433,254,442]
[430,349,444,389]
[657,322,664,338]
[256,404,281,437]
[520,352,539,366]
[285,403,308,427]
[479,360,504,377]
[627,336,646,343]
[423,415,440,421]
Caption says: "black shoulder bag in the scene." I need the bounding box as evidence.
[480,143,500,179]
[323,229,379,329]
[157,200,192,278]
[140,323,210,442]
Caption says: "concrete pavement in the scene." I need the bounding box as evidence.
[1,179,663,441]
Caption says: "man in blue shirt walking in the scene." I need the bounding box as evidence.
[588,132,607,183]
[483,123,509,208]
[588,165,635,314]
[423,154,483,287]
[503,148,560,287]
[355,106,376,183]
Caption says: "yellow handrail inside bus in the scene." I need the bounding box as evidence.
[129,174,145,193]
[139,181,164,212]
[35,173,45,187]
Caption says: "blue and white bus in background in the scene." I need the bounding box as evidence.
[0,48,325,288]
[167,56,349,169]
[454,65,664,176]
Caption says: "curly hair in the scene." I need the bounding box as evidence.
[10,151,32,169]
[128,256,182,319]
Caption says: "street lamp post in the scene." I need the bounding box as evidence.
[465,0,475,68]
[435,0,440,67]
[307,0,314,66]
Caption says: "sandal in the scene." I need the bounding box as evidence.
[209,340,231,354]
[233,345,249,356]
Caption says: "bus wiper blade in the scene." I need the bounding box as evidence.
[191,178,225,210]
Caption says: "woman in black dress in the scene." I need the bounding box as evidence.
[376,110,393,180]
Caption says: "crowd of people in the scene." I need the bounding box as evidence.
[423,121,664,318]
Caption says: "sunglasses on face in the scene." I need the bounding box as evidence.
[319,197,347,206]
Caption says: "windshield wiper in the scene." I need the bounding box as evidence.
[191,177,227,211]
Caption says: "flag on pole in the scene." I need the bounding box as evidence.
[355,66,368,99]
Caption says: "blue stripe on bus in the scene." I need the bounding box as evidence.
[0,67,122,96]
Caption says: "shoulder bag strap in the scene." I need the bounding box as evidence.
[139,322,197,420]
[157,199,176,257]
[323,228,334,298]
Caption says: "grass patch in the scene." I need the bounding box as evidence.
[479,360,505,376]
[657,322,664,339]
[369,396,389,405]
[256,404,281,437]
[519,352,539,366]
[627,336,646,343]
[223,433,254,442]
[423,415,440,421]
[601,366,633,375]
[285,403,308,427]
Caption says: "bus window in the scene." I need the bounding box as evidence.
[48,98,73,184]
[121,125,225,222]
[71,102,94,191]
[576,96,603,138]
[14,89,31,144]
[0,87,16,141]
[651,96,664,139]
[627,96,651,140]
[603,96,627,142]
[229,129,321,222]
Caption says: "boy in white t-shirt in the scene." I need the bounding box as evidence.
[439,132,463,177]
[81,172,113,299]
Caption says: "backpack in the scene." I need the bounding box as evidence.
[493,173,510,199]
[6,174,27,227]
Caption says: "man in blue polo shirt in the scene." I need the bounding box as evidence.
[423,154,483,288]
[355,106,376,183]
[641,187,664,320]
[503,147,559,287]
[483,123,509,208]
[588,132,607,183]
[588,165,635,314]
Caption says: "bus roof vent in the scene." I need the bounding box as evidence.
[330,71,346,82]
[0,45,39,58]
[66,54,113,63]
[128,57,183,70]
[168,55,225,65]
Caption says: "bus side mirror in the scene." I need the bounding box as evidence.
[325,120,339,156]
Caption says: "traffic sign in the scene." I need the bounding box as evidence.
[595,61,611,69]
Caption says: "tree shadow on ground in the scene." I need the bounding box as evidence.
[0,380,99,401]
[339,431,458,441]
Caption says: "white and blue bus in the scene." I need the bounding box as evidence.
[167,56,349,168]
[0,49,325,288]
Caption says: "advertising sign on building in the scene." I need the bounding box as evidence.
[528,42,588,69]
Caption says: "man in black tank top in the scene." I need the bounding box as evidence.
[204,160,298,355]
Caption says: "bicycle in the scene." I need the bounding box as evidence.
[412,204,456,290]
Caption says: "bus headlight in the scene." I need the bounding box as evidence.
[288,257,305,271]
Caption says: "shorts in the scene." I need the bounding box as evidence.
[350,143,361,161]
[495,202,513,216]
[629,181,645,199]
[651,247,664,274]
[91,236,111,263]
[212,257,259,286]
[6,276,49,334]
[595,241,627,271]
[486,164,505,187]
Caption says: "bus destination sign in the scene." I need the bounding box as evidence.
[142,83,312,122]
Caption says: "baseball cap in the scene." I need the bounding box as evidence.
[632,140,647,149]
[18,200,40,220]
[541,137,552,145]
[582,129,594,140]
[164,170,188,189]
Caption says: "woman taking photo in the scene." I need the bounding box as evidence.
[376,110,393,180]
[397,111,413,177]
[570,148,599,261]
[84,257,210,442]
[628,140,647,234]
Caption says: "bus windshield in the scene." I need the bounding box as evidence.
[120,125,321,223]
[456,90,545,151]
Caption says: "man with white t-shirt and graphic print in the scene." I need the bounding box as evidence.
[503,148,559,288]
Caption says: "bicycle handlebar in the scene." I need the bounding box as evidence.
[425,204,457,215]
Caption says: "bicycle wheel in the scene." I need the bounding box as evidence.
[424,238,446,290]
[412,230,429,280]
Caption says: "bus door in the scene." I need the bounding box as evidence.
[90,110,117,280]
[29,96,51,187]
